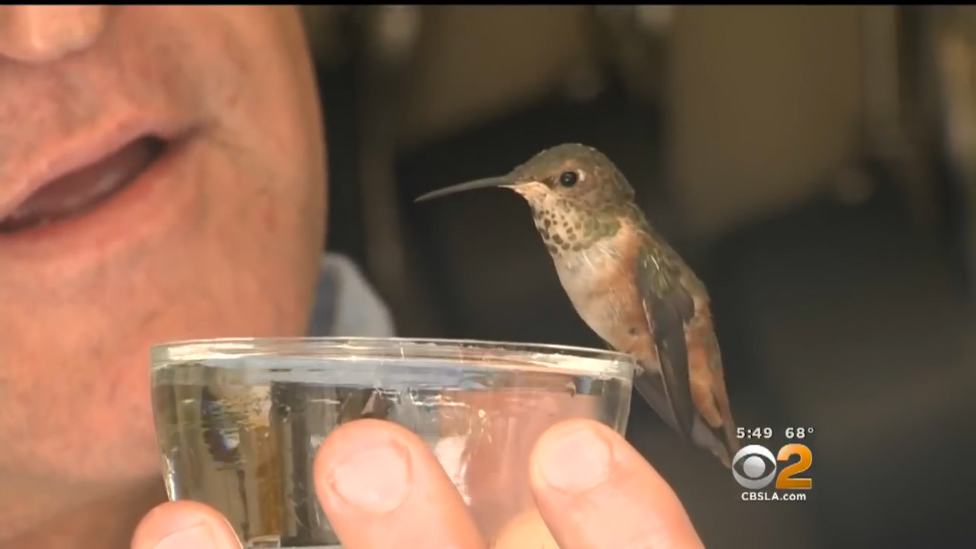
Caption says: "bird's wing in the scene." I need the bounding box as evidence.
[634,240,698,438]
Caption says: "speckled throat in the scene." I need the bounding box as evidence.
[530,198,630,256]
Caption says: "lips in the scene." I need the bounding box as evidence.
[0,136,167,234]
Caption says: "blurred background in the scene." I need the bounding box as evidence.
[301,6,976,548]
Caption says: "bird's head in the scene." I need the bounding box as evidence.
[415,143,635,213]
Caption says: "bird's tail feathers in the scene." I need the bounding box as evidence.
[692,418,737,468]
[633,370,680,432]
[635,369,740,468]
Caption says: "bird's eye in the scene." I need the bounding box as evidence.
[559,170,578,188]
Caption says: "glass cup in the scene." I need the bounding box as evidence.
[151,337,635,548]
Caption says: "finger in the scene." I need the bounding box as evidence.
[131,501,242,549]
[446,388,599,538]
[529,419,704,549]
[314,418,486,549]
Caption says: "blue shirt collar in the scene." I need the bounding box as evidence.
[308,253,396,338]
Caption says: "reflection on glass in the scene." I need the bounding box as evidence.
[152,337,634,548]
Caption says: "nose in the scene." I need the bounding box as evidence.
[0,6,108,63]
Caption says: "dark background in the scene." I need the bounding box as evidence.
[307,6,976,548]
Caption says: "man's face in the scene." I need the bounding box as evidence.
[0,6,325,492]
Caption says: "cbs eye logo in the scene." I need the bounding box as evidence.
[732,444,813,490]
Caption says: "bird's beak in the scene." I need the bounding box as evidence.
[414,175,516,203]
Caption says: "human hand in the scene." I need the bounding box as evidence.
[132,418,703,549]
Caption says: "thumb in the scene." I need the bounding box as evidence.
[132,501,242,549]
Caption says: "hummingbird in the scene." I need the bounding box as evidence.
[415,143,741,467]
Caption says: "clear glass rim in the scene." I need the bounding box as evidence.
[151,336,635,378]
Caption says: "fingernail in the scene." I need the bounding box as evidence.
[154,524,217,549]
[538,425,611,492]
[329,439,412,514]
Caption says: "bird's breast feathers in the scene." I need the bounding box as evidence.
[551,225,652,354]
